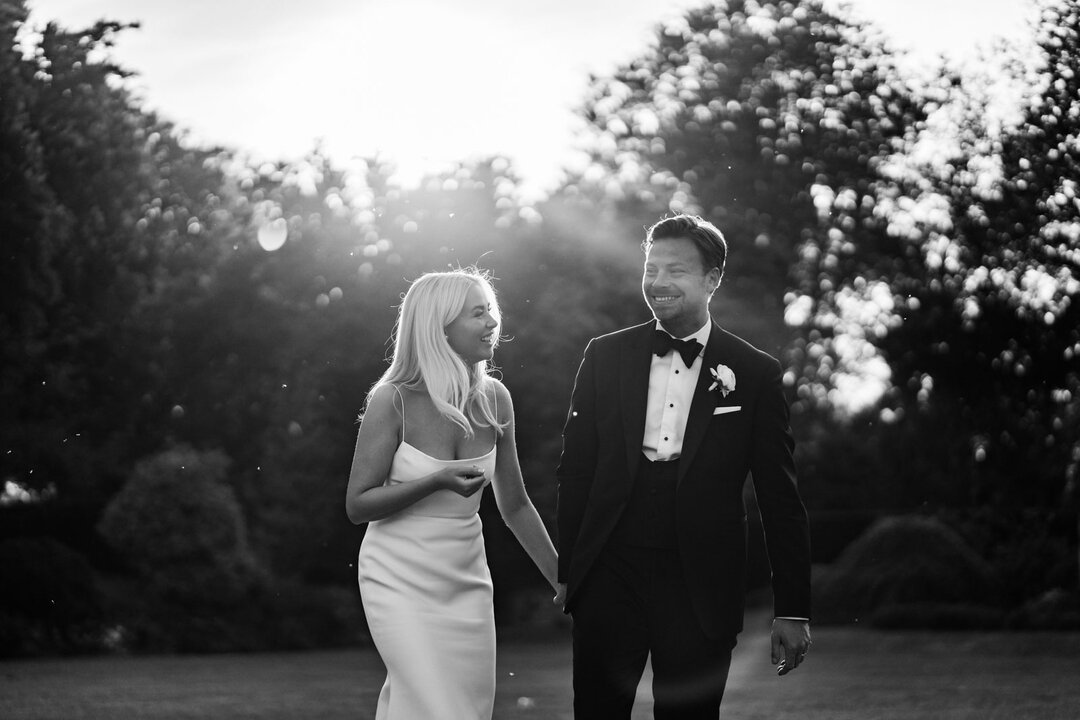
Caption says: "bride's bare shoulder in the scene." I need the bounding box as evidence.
[363,383,405,425]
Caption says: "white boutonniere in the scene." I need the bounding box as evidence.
[708,363,736,398]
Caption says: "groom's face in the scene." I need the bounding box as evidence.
[642,236,719,334]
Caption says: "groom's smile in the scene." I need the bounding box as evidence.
[642,236,721,338]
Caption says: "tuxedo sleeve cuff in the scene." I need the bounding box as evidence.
[775,617,810,622]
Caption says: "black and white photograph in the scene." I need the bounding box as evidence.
[1,0,1077,718]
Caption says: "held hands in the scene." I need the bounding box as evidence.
[553,583,568,610]
[771,618,811,676]
[437,465,488,498]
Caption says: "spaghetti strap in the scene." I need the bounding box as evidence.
[392,384,406,444]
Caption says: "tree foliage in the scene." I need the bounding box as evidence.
[570,0,925,361]
[0,536,102,655]
[1,0,237,518]
[570,0,1079,600]
[97,445,259,604]
[5,0,1079,650]
[796,0,1080,513]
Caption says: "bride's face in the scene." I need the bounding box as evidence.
[445,283,498,364]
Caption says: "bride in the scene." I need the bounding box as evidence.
[345,268,562,719]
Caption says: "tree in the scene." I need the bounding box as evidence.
[570,0,926,362]
[796,0,1079,511]
[0,0,64,366]
[0,6,239,544]
[788,0,1079,601]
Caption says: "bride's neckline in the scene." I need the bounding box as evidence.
[400,440,496,463]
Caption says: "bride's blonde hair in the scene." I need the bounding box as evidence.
[370,268,504,437]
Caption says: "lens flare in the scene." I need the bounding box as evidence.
[257,218,288,251]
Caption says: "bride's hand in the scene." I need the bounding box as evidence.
[553,583,568,610]
[437,465,488,497]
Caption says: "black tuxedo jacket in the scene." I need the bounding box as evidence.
[556,320,811,639]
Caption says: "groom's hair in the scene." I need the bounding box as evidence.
[643,214,727,279]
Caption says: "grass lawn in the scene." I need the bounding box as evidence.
[2,614,1078,719]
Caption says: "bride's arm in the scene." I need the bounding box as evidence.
[490,381,559,591]
[345,384,485,524]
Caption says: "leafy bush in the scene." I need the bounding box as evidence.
[0,536,104,656]
[250,579,368,650]
[95,445,370,652]
[942,507,1079,609]
[1008,588,1080,631]
[812,515,1002,628]
[96,572,368,653]
[95,444,263,651]
[97,444,260,607]
[871,602,1005,630]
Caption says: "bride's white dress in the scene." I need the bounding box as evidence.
[357,437,497,720]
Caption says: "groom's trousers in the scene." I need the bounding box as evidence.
[571,457,736,720]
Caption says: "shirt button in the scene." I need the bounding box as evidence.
[675,370,679,374]
[669,403,674,408]
[664,436,669,441]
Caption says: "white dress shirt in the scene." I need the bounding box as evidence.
[642,320,711,461]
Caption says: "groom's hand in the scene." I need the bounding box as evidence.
[771,618,811,676]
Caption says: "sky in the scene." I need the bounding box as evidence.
[26,0,1038,198]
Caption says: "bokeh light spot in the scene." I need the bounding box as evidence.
[257,218,289,251]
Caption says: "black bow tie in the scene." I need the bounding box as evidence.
[652,330,702,368]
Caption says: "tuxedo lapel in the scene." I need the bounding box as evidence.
[677,321,726,486]
[620,323,654,476]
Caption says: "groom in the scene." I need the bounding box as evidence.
[556,214,812,718]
